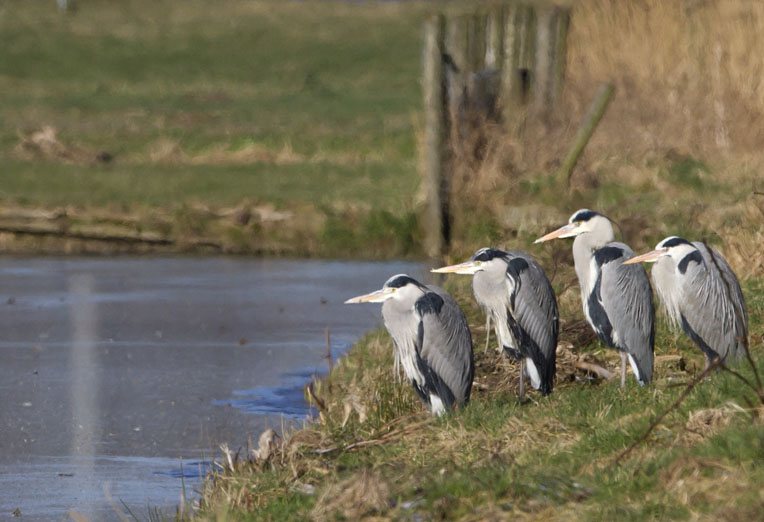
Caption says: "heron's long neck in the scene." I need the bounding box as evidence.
[472,267,505,305]
[572,233,603,298]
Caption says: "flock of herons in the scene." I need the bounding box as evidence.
[346,209,749,416]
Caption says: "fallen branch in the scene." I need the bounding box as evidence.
[0,224,173,246]
[0,223,225,251]
[574,360,615,380]
[654,355,684,363]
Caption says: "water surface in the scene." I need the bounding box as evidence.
[0,257,423,520]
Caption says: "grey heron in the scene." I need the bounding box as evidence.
[625,236,748,367]
[345,274,474,415]
[535,209,654,387]
[432,248,559,396]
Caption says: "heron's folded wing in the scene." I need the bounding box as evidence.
[598,244,655,360]
[680,244,748,360]
[416,289,474,405]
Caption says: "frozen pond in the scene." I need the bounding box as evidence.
[0,257,423,520]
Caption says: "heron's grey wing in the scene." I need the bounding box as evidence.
[505,253,559,388]
[679,243,748,362]
[416,288,474,406]
[595,243,655,383]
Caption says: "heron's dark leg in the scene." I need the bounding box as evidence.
[620,352,628,388]
[519,358,525,397]
[484,315,492,352]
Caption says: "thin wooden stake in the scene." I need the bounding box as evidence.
[560,82,615,186]
[325,326,333,372]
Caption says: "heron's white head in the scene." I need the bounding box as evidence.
[344,274,427,304]
[431,247,508,276]
[534,209,614,244]
[624,236,696,265]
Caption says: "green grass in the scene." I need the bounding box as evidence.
[197,276,764,520]
[0,0,422,212]
[0,160,418,211]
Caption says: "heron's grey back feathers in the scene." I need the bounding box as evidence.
[504,251,559,394]
[656,242,747,362]
[592,242,655,384]
[416,286,474,407]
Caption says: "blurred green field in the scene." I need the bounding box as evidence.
[0,0,422,213]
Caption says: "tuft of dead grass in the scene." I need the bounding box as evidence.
[13,126,111,164]
[310,468,390,521]
[678,402,744,445]
[659,456,744,510]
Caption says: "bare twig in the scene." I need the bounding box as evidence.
[615,358,721,465]
[720,366,764,401]
[305,380,327,412]
[315,418,431,454]
[325,327,333,372]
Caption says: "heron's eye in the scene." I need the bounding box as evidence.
[476,260,483,266]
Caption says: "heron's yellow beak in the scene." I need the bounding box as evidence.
[623,249,666,265]
[431,260,481,275]
[534,223,579,243]
[344,288,391,304]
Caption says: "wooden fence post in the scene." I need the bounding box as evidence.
[446,15,468,155]
[467,14,487,73]
[553,8,570,107]
[422,15,449,258]
[485,8,503,69]
[500,3,534,133]
[533,6,555,120]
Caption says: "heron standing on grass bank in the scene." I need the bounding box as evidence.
[625,236,748,367]
[432,248,559,396]
[535,209,654,387]
[345,274,474,416]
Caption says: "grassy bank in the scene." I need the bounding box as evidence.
[196,275,764,520]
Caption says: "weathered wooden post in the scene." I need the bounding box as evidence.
[422,15,449,258]
[467,14,487,73]
[553,8,570,106]
[533,6,555,120]
[485,9,503,69]
[533,6,570,121]
[500,3,534,132]
[446,15,468,156]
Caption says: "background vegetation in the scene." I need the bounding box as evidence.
[1,0,762,519]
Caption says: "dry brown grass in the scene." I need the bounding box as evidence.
[310,469,391,521]
[678,402,745,445]
[568,0,764,158]
[448,0,764,276]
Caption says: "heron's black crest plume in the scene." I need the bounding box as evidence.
[570,209,600,222]
[471,248,508,262]
[385,274,425,290]
[660,236,694,248]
